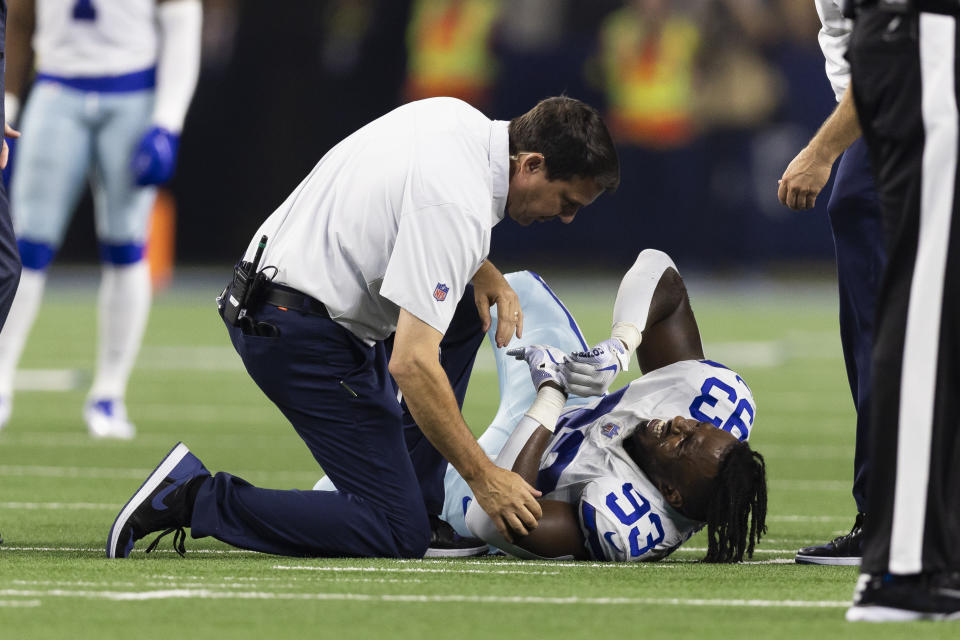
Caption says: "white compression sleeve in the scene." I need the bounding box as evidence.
[611,249,678,351]
[153,0,203,132]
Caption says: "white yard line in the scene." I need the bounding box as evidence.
[0,502,119,510]
[0,588,849,608]
[0,599,42,607]
[273,565,563,576]
[0,465,317,483]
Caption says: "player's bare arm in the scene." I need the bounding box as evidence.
[472,260,522,347]
[778,85,861,210]
[505,388,590,559]
[390,309,542,541]
[564,249,705,396]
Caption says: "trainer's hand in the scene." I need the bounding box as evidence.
[469,465,542,543]
[507,344,567,391]
[472,260,522,348]
[563,338,628,397]
[778,145,832,210]
[1,121,21,173]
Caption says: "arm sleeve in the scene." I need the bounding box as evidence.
[610,249,678,351]
[579,479,667,562]
[153,0,203,132]
[380,205,486,335]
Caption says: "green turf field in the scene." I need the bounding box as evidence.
[0,270,954,639]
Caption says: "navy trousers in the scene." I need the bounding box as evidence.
[825,138,886,514]
[0,182,21,329]
[191,287,483,557]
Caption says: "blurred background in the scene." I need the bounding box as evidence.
[49,0,839,274]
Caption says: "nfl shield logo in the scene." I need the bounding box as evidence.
[601,423,621,439]
[433,283,449,302]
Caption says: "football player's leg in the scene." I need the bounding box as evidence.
[86,92,156,438]
[0,84,92,427]
[441,270,591,535]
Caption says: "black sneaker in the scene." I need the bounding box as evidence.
[796,513,864,565]
[106,442,211,558]
[424,515,488,558]
[846,572,960,621]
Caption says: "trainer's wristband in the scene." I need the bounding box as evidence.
[524,385,567,433]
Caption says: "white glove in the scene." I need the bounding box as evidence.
[506,344,568,391]
[563,338,630,397]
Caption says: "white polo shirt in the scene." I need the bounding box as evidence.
[814,0,852,102]
[242,98,510,344]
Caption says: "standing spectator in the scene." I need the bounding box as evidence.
[404,0,502,110]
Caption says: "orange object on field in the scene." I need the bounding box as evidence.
[147,189,176,291]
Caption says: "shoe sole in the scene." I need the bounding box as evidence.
[423,545,489,558]
[846,605,960,622]
[106,442,189,559]
[795,554,861,566]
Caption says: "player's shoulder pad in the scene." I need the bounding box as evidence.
[578,478,667,562]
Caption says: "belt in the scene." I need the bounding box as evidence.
[261,283,330,318]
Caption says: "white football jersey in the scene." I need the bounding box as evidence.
[539,359,756,561]
[34,0,160,77]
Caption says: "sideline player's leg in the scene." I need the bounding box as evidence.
[0,83,92,429]
[441,270,591,537]
[85,91,156,439]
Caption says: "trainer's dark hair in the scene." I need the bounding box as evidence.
[703,443,767,563]
[509,96,620,192]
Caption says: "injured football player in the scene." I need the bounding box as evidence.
[442,249,767,562]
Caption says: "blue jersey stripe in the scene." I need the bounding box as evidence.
[536,430,584,494]
[580,500,607,561]
[555,386,629,433]
[36,67,156,93]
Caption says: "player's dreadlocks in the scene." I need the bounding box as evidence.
[702,443,767,563]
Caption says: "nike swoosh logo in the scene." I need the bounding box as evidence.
[462,496,472,516]
[603,531,622,552]
[597,365,618,372]
[151,477,186,511]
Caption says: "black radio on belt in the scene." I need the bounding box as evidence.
[223,235,269,327]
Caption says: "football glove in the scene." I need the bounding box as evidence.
[563,338,629,397]
[506,344,567,391]
[131,126,180,185]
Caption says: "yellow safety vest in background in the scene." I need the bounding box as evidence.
[599,8,701,148]
[405,0,502,106]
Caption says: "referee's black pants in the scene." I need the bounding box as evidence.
[850,7,960,576]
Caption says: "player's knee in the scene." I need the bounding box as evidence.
[99,241,145,266]
[393,515,431,559]
[17,238,55,271]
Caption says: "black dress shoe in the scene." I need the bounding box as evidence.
[424,515,489,558]
[847,572,960,621]
[796,512,864,565]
